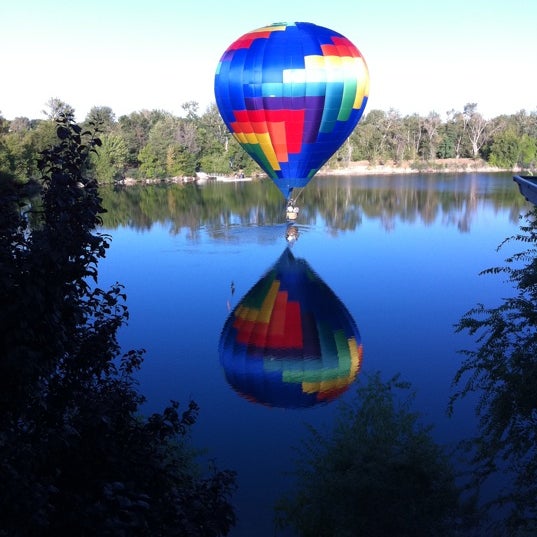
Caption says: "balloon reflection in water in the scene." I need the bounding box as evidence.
[219,249,363,408]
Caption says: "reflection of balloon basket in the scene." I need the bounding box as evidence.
[286,225,299,243]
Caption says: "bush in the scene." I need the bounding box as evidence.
[276,373,474,537]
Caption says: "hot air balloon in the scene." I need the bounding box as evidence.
[219,248,363,408]
[214,22,369,201]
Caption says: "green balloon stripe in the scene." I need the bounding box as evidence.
[240,270,276,310]
[265,327,352,383]
[241,142,279,179]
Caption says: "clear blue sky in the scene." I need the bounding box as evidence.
[1,0,535,121]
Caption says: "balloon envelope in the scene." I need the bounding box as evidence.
[219,249,363,408]
[214,22,369,199]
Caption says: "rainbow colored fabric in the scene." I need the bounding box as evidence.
[214,22,369,199]
[219,248,363,408]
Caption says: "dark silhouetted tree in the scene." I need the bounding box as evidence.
[277,373,475,537]
[0,115,236,537]
[451,207,537,535]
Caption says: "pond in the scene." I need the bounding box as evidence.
[98,172,529,536]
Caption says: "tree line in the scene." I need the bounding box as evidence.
[1,98,536,185]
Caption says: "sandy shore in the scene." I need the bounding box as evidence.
[319,158,516,176]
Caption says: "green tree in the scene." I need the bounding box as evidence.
[84,105,117,133]
[138,141,166,178]
[0,135,14,179]
[350,109,386,162]
[43,97,75,121]
[181,100,200,121]
[489,127,522,168]
[0,116,236,536]
[118,109,167,169]
[0,112,8,134]
[31,119,59,151]
[90,133,128,183]
[518,133,537,169]
[197,103,237,175]
[166,143,196,177]
[198,103,230,159]
[437,125,456,159]
[402,113,423,161]
[137,114,197,178]
[451,207,537,535]
[446,108,474,158]
[422,111,442,160]
[489,128,537,170]
[0,118,52,182]
[277,373,472,537]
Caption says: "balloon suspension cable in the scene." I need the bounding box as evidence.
[291,187,305,204]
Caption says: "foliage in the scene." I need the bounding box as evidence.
[0,116,236,536]
[138,141,167,178]
[451,207,537,534]
[489,128,522,168]
[167,143,197,177]
[84,105,117,133]
[518,134,537,169]
[2,100,537,184]
[0,119,56,182]
[43,97,75,121]
[117,109,167,168]
[90,133,128,183]
[276,372,473,537]
[489,127,537,170]
[135,114,202,178]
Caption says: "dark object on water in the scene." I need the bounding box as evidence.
[513,175,537,205]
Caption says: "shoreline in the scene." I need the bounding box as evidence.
[319,158,518,176]
[118,159,521,186]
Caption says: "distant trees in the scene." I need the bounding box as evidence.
[488,113,537,169]
[344,103,536,169]
[0,115,237,536]
[464,103,496,159]
[1,100,536,185]
[43,97,75,121]
[439,109,468,159]
[117,109,166,169]
[84,105,117,133]
[137,113,199,178]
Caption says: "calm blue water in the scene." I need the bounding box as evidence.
[98,173,528,536]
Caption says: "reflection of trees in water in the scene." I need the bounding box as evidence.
[99,174,526,234]
[451,207,537,534]
[100,181,283,237]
